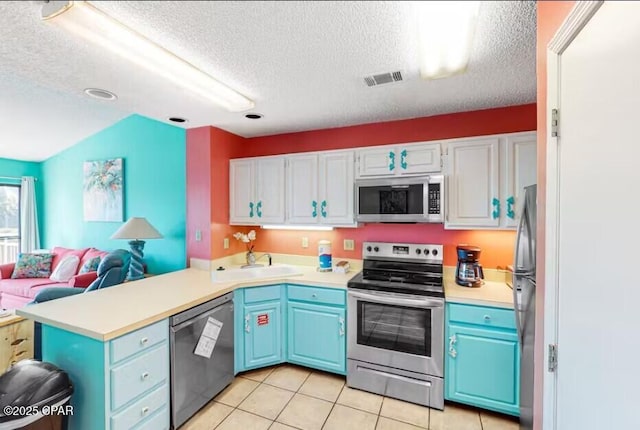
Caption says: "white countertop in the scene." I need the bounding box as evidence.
[17,266,356,342]
[444,278,515,309]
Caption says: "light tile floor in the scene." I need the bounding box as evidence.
[181,364,519,430]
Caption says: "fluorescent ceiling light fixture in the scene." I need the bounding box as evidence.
[42,1,254,112]
[261,225,334,231]
[416,1,481,80]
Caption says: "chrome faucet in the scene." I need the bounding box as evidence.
[256,253,272,266]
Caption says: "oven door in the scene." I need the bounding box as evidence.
[347,289,444,377]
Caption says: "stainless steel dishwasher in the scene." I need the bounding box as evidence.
[170,292,234,429]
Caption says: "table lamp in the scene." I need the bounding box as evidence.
[111,217,162,280]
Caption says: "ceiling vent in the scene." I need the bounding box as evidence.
[364,71,403,87]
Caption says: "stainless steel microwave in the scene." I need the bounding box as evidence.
[355,175,445,223]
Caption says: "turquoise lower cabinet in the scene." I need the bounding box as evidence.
[244,301,283,368]
[234,285,286,373]
[287,302,346,374]
[41,319,170,430]
[445,303,520,416]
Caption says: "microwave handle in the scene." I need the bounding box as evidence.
[348,290,444,308]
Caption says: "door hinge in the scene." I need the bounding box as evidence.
[551,109,559,137]
[548,344,558,372]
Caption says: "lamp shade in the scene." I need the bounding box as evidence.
[111,217,163,240]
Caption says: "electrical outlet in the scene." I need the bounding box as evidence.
[301,237,309,248]
[223,238,229,249]
[195,229,202,242]
[344,239,355,251]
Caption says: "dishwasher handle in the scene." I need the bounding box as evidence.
[170,293,233,326]
[170,303,231,333]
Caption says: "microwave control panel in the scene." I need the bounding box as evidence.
[428,183,441,215]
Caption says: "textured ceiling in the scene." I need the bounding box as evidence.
[0,1,536,161]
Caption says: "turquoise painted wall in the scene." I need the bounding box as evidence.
[0,157,43,238]
[41,115,186,274]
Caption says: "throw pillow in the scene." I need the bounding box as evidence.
[11,253,54,279]
[79,256,101,274]
[49,255,80,282]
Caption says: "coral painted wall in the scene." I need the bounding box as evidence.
[238,104,536,269]
[535,2,575,429]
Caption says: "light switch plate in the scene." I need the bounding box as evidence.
[301,237,309,248]
[344,239,355,251]
[195,230,202,242]
[223,238,229,249]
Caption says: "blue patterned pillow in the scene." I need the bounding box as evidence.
[79,256,101,274]
[11,253,54,279]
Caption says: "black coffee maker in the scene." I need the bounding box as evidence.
[456,245,484,287]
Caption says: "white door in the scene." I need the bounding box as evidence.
[549,3,640,429]
[445,138,500,228]
[319,152,355,225]
[504,134,537,228]
[287,154,319,224]
[255,157,285,224]
[229,159,256,225]
[399,142,442,175]
[357,147,396,177]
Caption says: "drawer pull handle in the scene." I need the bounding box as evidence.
[141,406,149,416]
[10,339,26,346]
[140,337,149,345]
[245,314,251,333]
[141,372,150,380]
[448,334,457,358]
[484,315,491,322]
[339,317,345,337]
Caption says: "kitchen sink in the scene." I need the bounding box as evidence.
[211,264,303,283]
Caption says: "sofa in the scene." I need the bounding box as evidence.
[0,247,109,309]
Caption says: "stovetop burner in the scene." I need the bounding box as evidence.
[348,241,444,297]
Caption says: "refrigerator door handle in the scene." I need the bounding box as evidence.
[513,278,523,345]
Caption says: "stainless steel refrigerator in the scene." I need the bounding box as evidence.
[513,184,536,430]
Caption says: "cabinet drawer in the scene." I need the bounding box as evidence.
[111,344,169,411]
[132,406,169,430]
[110,319,168,364]
[288,285,345,306]
[447,304,516,330]
[244,285,281,303]
[110,384,168,430]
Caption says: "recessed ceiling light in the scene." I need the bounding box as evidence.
[245,113,263,119]
[84,88,117,100]
[168,117,188,123]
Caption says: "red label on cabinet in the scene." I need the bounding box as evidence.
[257,314,269,326]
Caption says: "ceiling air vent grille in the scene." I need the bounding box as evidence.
[364,71,403,87]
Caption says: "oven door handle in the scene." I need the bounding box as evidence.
[348,290,444,308]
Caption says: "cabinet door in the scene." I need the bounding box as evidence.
[243,302,282,368]
[255,157,286,224]
[399,143,442,175]
[287,154,319,224]
[504,134,537,228]
[446,324,520,416]
[287,302,346,374]
[446,138,500,228]
[357,147,397,177]
[230,159,257,225]
[319,152,355,225]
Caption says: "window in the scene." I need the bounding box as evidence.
[0,185,20,264]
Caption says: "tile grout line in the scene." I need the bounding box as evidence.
[212,373,268,430]
[318,382,347,430]
[271,368,314,428]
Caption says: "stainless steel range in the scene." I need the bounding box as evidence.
[347,241,445,409]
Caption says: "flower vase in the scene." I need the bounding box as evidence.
[246,251,256,266]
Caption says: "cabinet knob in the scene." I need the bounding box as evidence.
[141,406,149,416]
[312,293,317,298]
[141,372,150,380]
[140,337,148,345]
[484,315,491,322]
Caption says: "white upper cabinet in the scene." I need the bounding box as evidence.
[446,138,501,228]
[504,134,537,228]
[319,152,355,225]
[286,154,319,224]
[357,142,441,178]
[287,151,356,226]
[230,157,285,225]
[445,132,537,230]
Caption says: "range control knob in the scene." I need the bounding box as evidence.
[373,246,380,252]
[432,249,439,256]
[415,249,422,255]
[366,246,372,252]
[423,249,429,256]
